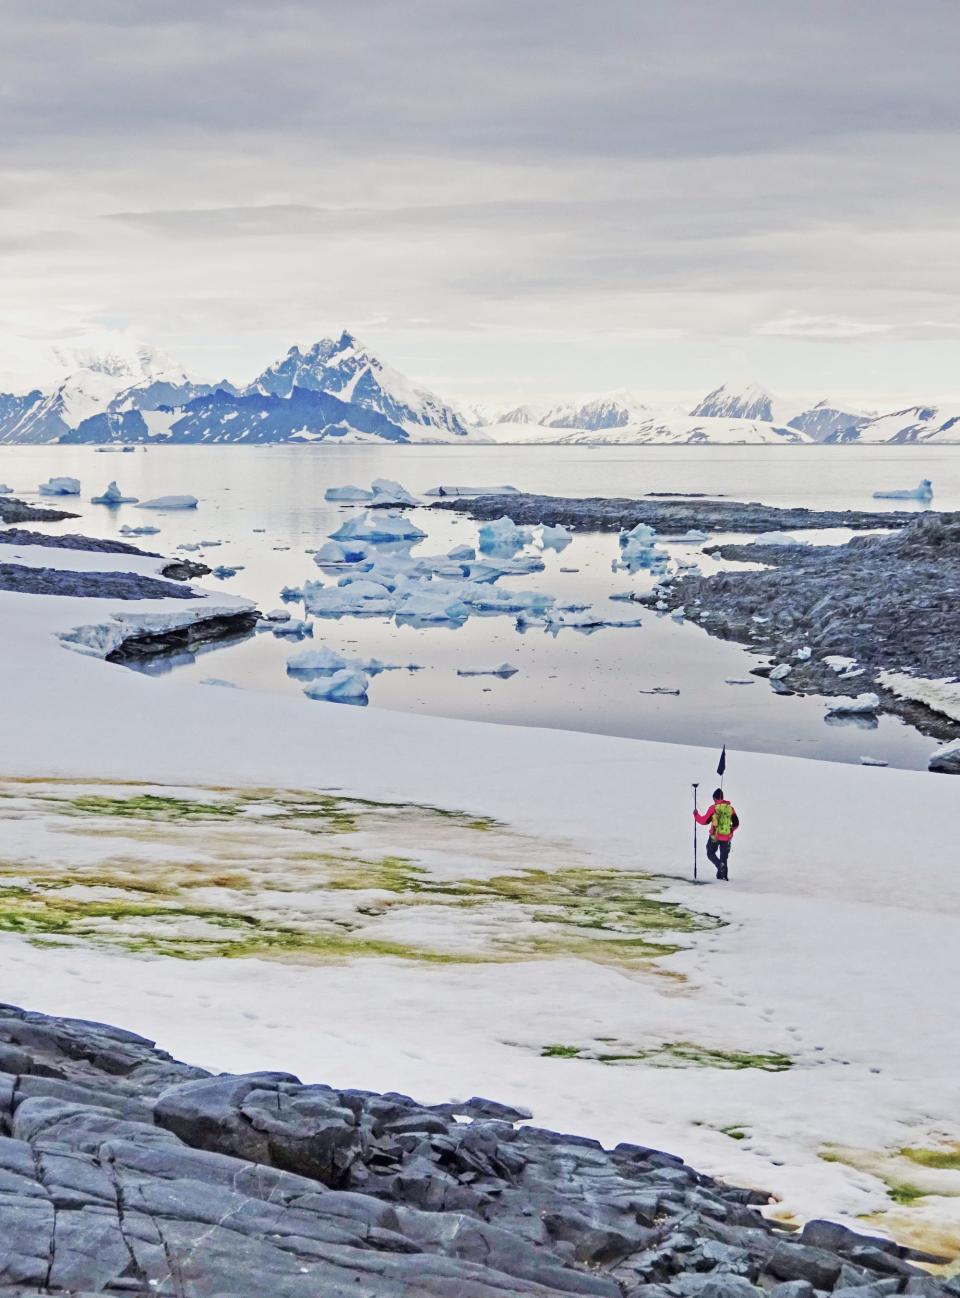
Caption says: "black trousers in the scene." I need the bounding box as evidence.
[706,838,731,870]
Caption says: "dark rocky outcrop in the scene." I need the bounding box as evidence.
[0,527,157,557]
[0,1003,953,1297]
[0,564,200,601]
[645,515,960,742]
[105,609,259,662]
[0,496,79,524]
[431,493,930,535]
[0,522,207,579]
[158,557,212,581]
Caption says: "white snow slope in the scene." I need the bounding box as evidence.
[485,412,812,446]
[2,540,960,1256]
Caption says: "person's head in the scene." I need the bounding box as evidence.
[713,788,724,801]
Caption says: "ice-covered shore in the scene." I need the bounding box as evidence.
[2,521,960,1255]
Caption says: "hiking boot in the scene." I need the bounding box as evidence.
[718,865,729,881]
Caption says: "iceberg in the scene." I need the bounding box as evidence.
[825,693,881,717]
[544,609,643,631]
[395,588,471,624]
[754,531,807,546]
[465,554,545,581]
[324,485,374,502]
[137,495,198,510]
[673,529,709,543]
[370,478,417,506]
[457,663,519,677]
[447,544,477,561]
[929,738,960,774]
[303,667,370,704]
[119,524,160,536]
[312,539,373,568]
[424,484,519,498]
[478,516,533,555]
[38,476,81,496]
[465,588,553,615]
[872,479,933,502]
[616,523,668,573]
[301,579,394,617]
[287,645,347,674]
[539,523,572,552]
[0,484,13,495]
[329,511,426,543]
[212,565,243,579]
[334,577,395,598]
[91,480,139,506]
[269,617,313,638]
[288,645,407,676]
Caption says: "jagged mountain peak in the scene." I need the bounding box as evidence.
[249,332,472,438]
[690,381,779,422]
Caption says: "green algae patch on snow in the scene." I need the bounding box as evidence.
[539,1040,793,1071]
[820,1143,960,1214]
[901,1146,960,1172]
[0,778,717,971]
[66,793,240,821]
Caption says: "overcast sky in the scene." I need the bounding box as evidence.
[2,0,959,405]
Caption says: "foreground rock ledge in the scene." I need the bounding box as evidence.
[0,1005,954,1297]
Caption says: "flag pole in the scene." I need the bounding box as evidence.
[692,783,699,881]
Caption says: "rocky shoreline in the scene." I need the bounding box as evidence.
[0,496,78,525]
[641,515,960,749]
[105,607,260,663]
[0,563,201,601]
[431,493,930,535]
[0,508,257,663]
[0,1002,954,1297]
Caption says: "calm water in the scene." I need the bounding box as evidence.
[4,443,957,771]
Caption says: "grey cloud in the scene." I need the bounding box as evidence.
[1,0,959,397]
[3,0,960,163]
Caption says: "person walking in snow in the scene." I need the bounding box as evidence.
[694,788,739,880]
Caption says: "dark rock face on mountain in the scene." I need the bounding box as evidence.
[0,389,51,443]
[0,1003,953,1297]
[61,409,154,443]
[56,332,477,445]
[431,492,928,535]
[786,402,865,441]
[64,386,413,445]
[249,331,473,439]
[690,383,778,422]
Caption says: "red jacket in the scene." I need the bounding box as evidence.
[694,800,738,841]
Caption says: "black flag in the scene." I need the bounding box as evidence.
[717,745,726,778]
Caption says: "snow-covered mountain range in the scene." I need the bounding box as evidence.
[479,382,960,445]
[0,332,484,447]
[1,338,957,446]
